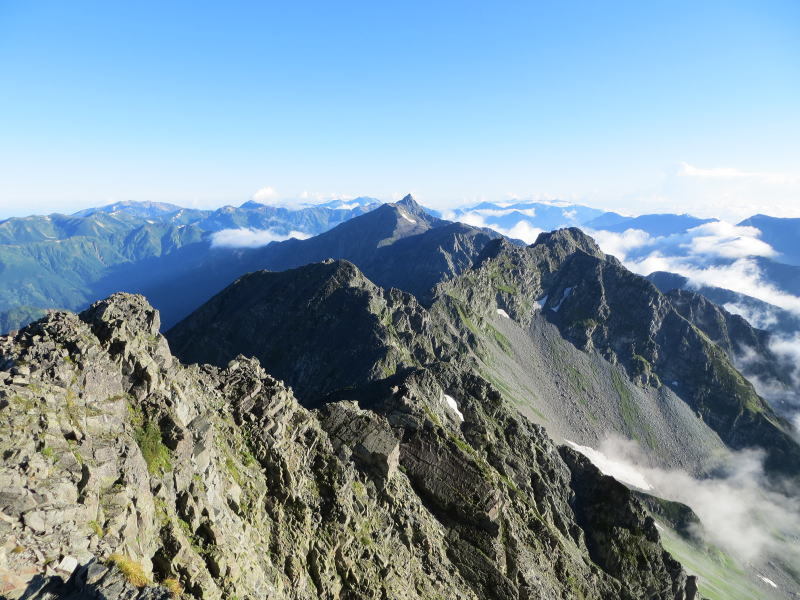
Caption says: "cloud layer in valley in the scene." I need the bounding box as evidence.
[569,436,800,566]
[450,211,545,244]
[210,228,310,248]
[586,222,800,316]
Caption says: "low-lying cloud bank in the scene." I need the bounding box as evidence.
[449,209,800,315]
[590,221,777,262]
[569,436,800,566]
[210,228,311,249]
[632,256,800,316]
[584,222,800,316]
[449,211,545,244]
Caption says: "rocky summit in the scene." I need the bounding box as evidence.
[0,293,698,599]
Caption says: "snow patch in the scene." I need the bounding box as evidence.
[757,575,778,589]
[496,308,510,319]
[565,440,653,491]
[399,211,416,224]
[534,295,548,311]
[551,287,573,312]
[443,394,463,421]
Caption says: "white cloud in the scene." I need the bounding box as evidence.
[771,333,800,366]
[457,212,490,229]
[579,436,800,565]
[503,194,573,207]
[723,302,779,330]
[470,207,539,218]
[565,440,653,490]
[680,221,776,259]
[586,228,653,260]
[565,162,800,221]
[581,220,800,318]
[299,190,359,203]
[587,221,775,263]
[210,228,310,248]
[626,256,800,316]
[646,162,800,220]
[730,340,800,424]
[502,221,544,244]
[449,211,543,244]
[252,186,278,202]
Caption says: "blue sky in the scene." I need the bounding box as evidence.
[0,1,798,219]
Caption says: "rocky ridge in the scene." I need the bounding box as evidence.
[168,228,800,479]
[433,229,800,477]
[0,293,696,599]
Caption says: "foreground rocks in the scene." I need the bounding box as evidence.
[1,294,696,599]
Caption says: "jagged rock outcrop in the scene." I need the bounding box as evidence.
[559,449,693,600]
[168,259,438,403]
[663,288,797,404]
[0,294,695,599]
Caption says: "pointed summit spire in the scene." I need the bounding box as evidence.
[396,193,426,216]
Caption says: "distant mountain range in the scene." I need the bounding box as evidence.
[3,195,799,598]
[2,196,797,336]
[0,197,380,332]
[448,200,718,237]
[739,214,800,266]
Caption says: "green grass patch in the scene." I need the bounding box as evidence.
[611,368,635,428]
[88,520,104,537]
[611,367,658,449]
[448,295,481,337]
[134,421,172,476]
[495,282,518,295]
[658,526,766,600]
[486,323,512,355]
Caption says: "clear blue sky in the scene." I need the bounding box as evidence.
[0,1,798,219]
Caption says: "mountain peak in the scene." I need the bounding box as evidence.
[167,260,417,400]
[81,292,162,340]
[240,199,267,209]
[396,194,423,213]
[73,200,183,219]
[532,227,604,259]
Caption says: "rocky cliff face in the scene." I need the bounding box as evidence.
[0,294,696,599]
[663,288,799,411]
